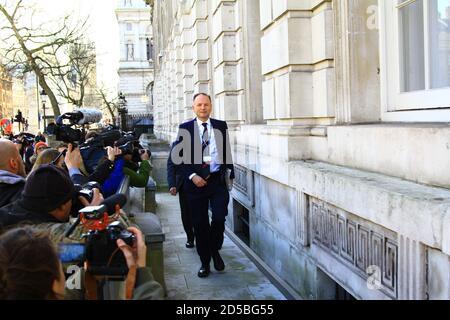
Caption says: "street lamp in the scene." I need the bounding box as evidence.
[40,89,48,133]
[118,92,128,130]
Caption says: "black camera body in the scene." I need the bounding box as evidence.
[117,141,135,155]
[71,182,102,218]
[77,181,102,203]
[12,132,35,146]
[54,124,83,144]
[84,221,135,277]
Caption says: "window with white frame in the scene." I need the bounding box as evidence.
[380,0,450,120]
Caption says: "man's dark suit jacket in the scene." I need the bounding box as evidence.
[173,118,235,194]
[167,142,184,191]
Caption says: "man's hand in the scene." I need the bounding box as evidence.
[140,150,150,161]
[78,188,104,207]
[117,227,147,269]
[106,146,122,162]
[169,187,177,196]
[64,143,82,170]
[192,175,207,188]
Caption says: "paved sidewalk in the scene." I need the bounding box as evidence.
[156,192,286,300]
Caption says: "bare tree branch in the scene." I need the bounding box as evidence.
[0,1,93,119]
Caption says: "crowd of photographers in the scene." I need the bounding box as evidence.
[0,118,163,300]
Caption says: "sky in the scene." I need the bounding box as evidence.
[25,0,120,98]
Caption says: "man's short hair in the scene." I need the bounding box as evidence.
[193,93,212,103]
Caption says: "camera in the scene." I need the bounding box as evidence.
[64,194,132,278]
[53,109,103,144]
[85,220,135,277]
[12,132,35,147]
[71,182,102,217]
[117,141,135,155]
[77,181,102,203]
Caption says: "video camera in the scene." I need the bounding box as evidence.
[115,132,151,164]
[12,132,35,147]
[52,108,103,144]
[62,194,134,278]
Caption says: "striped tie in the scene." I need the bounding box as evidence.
[201,123,210,174]
[202,123,210,155]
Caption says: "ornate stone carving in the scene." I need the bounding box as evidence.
[234,165,248,195]
[310,197,398,298]
[231,164,254,209]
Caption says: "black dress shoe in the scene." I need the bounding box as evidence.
[198,265,210,278]
[185,241,195,249]
[212,252,225,271]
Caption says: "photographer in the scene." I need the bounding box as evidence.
[13,133,34,173]
[29,141,49,167]
[0,227,66,300]
[35,131,47,143]
[116,136,152,188]
[0,139,26,208]
[0,165,103,242]
[31,148,65,172]
[100,139,151,197]
[123,149,152,188]
[0,226,164,300]
[64,143,118,186]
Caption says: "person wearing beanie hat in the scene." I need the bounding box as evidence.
[29,141,49,169]
[21,165,75,221]
[0,165,103,228]
[34,141,48,155]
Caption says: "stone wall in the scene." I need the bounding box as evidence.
[150,0,450,300]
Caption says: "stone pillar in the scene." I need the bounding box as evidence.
[334,0,381,124]
[192,0,211,95]
[211,0,243,123]
[397,235,427,300]
[174,19,185,133]
[242,0,263,124]
[260,0,335,125]
[181,3,195,121]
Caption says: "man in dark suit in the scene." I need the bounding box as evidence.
[171,93,235,278]
[167,142,195,248]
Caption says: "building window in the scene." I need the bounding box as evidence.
[126,23,132,31]
[124,0,132,7]
[146,38,154,61]
[126,41,134,61]
[380,0,450,121]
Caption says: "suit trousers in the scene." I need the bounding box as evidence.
[186,173,230,266]
[178,188,195,242]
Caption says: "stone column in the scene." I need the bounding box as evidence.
[334,0,381,124]
[211,0,243,123]
[192,0,211,95]
[181,3,195,121]
[260,0,335,126]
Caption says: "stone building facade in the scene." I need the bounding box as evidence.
[0,66,12,119]
[116,0,154,115]
[149,0,450,300]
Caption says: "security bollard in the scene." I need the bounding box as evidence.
[144,177,157,213]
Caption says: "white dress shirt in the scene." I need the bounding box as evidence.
[189,118,220,180]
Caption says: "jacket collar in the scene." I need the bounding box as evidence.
[0,170,25,185]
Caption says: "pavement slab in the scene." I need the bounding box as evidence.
[156,192,286,301]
